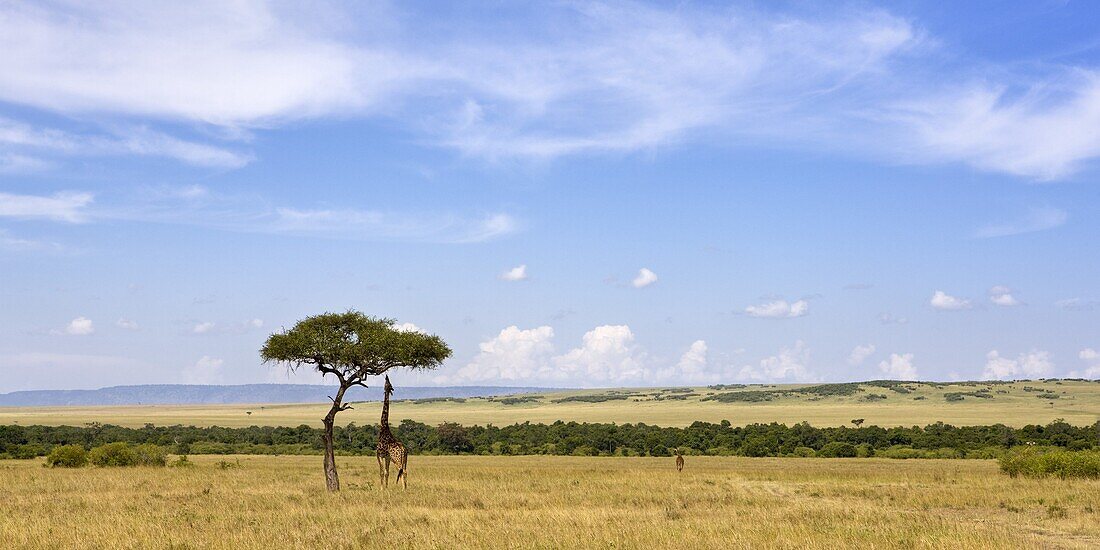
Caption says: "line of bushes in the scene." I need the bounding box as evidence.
[45,442,167,468]
[999,448,1100,479]
[2,419,1096,460]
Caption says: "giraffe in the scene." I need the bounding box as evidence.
[377,375,409,488]
[675,449,684,472]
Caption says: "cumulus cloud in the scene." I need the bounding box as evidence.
[982,350,1054,380]
[63,317,94,335]
[192,322,215,334]
[930,290,972,311]
[181,356,225,384]
[393,322,426,334]
[848,344,876,366]
[989,286,1020,306]
[1070,348,1100,379]
[878,353,917,380]
[439,326,557,384]
[632,268,658,288]
[116,318,139,331]
[737,341,816,382]
[745,299,808,318]
[554,325,648,383]
[500,264,528,282]
[440,324,687,386]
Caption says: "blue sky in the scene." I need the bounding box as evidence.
[2,1,1100,391]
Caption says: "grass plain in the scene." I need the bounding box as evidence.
[1,454,1098,549]
[2,379,1097,428]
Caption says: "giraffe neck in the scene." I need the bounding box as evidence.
[380,388,391,430]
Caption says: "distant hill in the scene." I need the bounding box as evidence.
[0,384,552,407]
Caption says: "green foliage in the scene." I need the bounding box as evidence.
[998,448,1100,479]
[87,442,166,467]
[701,390,778,403]
[4,419,1099,460]
[46,444,87,468]
[551,394,630,404]
[260,311,452,381]
[818,442,858,458]
[88,442,136,466]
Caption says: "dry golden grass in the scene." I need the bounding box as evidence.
[2,379,1097,428]
[1,455,1097,549]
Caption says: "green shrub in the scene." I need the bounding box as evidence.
[818,442,858,458]
[10,444,45,459]
[791,446,816,458]
[169,455,194,468]
[46,444,87,468]
[999,448,1100,479]
[132,444,167,466]
[88,442,137,467]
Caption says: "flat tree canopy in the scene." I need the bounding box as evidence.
[260,311,451,491]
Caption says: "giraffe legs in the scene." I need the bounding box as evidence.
[377,452,390,488]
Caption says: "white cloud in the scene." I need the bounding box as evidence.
[181,356,225,384]
[745,299,809,318]
[0,2,369,126]
[3,187,518,244]
[893,77,1100,180]
[879,312,908,325]
[440,326,557,384]
[877,353,917,380]
[0,352,143,392]
[248,318,264,329]
[116,318,139,331]
[500,264,528,282]
[0,229,63,252]
[1055,298,1099,311]
[1070,348,1100,379]
[63,317,94,335]
[393,322,426,334]
[632,268,658,288]
[673,340,709,379]
[0,3,1098,180]
[848,344,876,366]
[553,325,648,383]
[989,285,1020,306]
[973,207,1068,239]
[192,321,215,334]
[930,290,972,311]
[0,117,249,168]
[0,191,93,222]
[982,350,1054,380]
[737,341,816,382]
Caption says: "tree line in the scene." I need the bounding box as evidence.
[2,419,1097,459]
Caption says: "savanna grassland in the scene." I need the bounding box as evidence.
[2,379,1097,429]
[1,454,1097,549]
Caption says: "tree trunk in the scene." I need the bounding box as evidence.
[321,383,349,492]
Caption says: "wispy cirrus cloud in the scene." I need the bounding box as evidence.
[1,2,1096,179]
[0,117,250,169]
[0,191,93,222]
[973,206,1068,238]
[0,187,517,244]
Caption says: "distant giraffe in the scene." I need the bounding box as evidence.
[675,449,684,472]
[377,375,409,488]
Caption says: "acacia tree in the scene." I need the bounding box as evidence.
[260,311,451,491]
